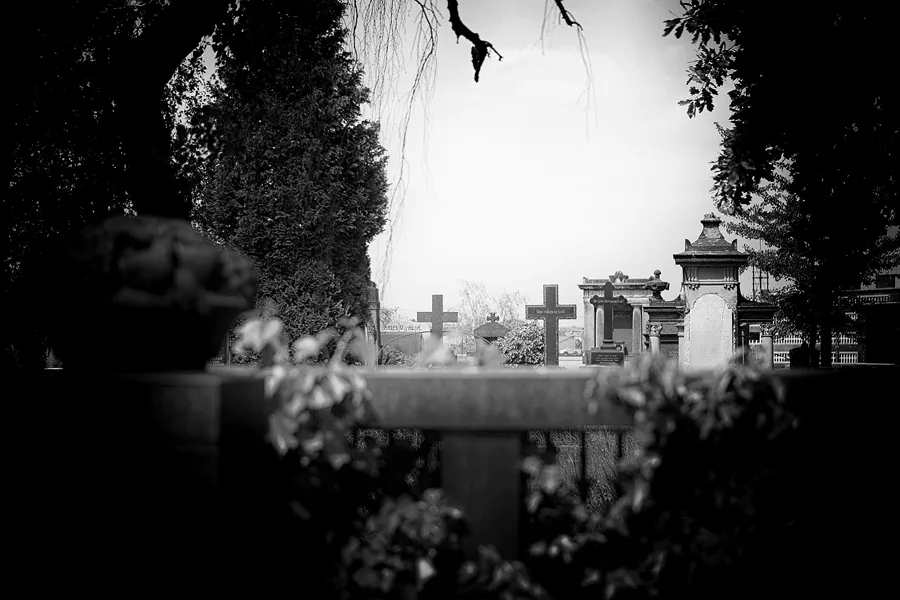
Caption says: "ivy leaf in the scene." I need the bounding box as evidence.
[538,464,563,494]
[416,558,436,588]
[326,373,350,401]
[308,386,332,410]
[521,456,543,476]
[292,336,320,362]
[529,541,548,556]
[234,317,284,353]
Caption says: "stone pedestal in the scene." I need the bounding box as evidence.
[587,342,625,366]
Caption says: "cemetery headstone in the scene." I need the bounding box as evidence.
[687,293,730,370]
[474,312,510,343]
[789,342,811,369]
[526,284,577,367]
[416,294,458,340]
[587,281,628,366]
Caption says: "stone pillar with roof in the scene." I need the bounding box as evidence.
[673,213,750,371]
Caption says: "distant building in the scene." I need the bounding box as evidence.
[752,268,900,367]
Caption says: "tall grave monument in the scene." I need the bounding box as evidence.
[526,284,577,367]
[586,281,629,366]
[673,213,752,370]
[579,271,657,363]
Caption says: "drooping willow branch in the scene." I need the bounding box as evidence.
[448,0,584,82]
[446,0,502,82]
[553,0,582,29]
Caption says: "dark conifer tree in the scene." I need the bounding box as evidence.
[194,0,389,341]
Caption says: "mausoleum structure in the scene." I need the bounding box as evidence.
[581,213,776,369]
[578,270,659,362]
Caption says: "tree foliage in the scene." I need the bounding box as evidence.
[193,0,389,343]
[379,305,401,326]
[725,164,898,354]
[495,320,545,365]
[667,1,899,365]
[665,1,897,216]
[6,0,589,370]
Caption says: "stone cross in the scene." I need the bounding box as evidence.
[487,312,500,323]
[416,294,458,340]
[526,284,577,366]
[590,281,628,346]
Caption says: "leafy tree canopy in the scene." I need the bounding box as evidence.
[665,1,898,217]
[6,0,587,370]
[669,1,899,365]
[725,161,898,365]
[194,0,389,342]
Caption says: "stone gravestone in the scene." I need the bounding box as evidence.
[789,342,811,369]
[416,294,458,341]
[687,293,731,370]
[474,312,510,344]
[526,284,577,367]
[587,281,627,366]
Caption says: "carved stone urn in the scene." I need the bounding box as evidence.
[47,215,257,372]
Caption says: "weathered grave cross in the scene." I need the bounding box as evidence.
[589,281,629,347]
[487,312,499,323]
[416,294,458,340]
[526,284,577,366]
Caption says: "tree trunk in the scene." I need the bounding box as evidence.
[119,88,187,218]
[819,292,834,368]
[808,327,819,369]
[115,0,230,219]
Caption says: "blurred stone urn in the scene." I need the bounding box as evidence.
[47,215,257,372]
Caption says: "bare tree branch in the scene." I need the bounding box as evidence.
[553,0,582,29]
[446,0,502,82]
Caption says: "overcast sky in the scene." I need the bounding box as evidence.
[357,0,758,319]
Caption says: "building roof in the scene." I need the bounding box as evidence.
[579,270,671,298]
[673,213,748,261]
[581,270,655,286]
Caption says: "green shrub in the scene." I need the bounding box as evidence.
[495,321,545,365]
[379,345,418,368]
